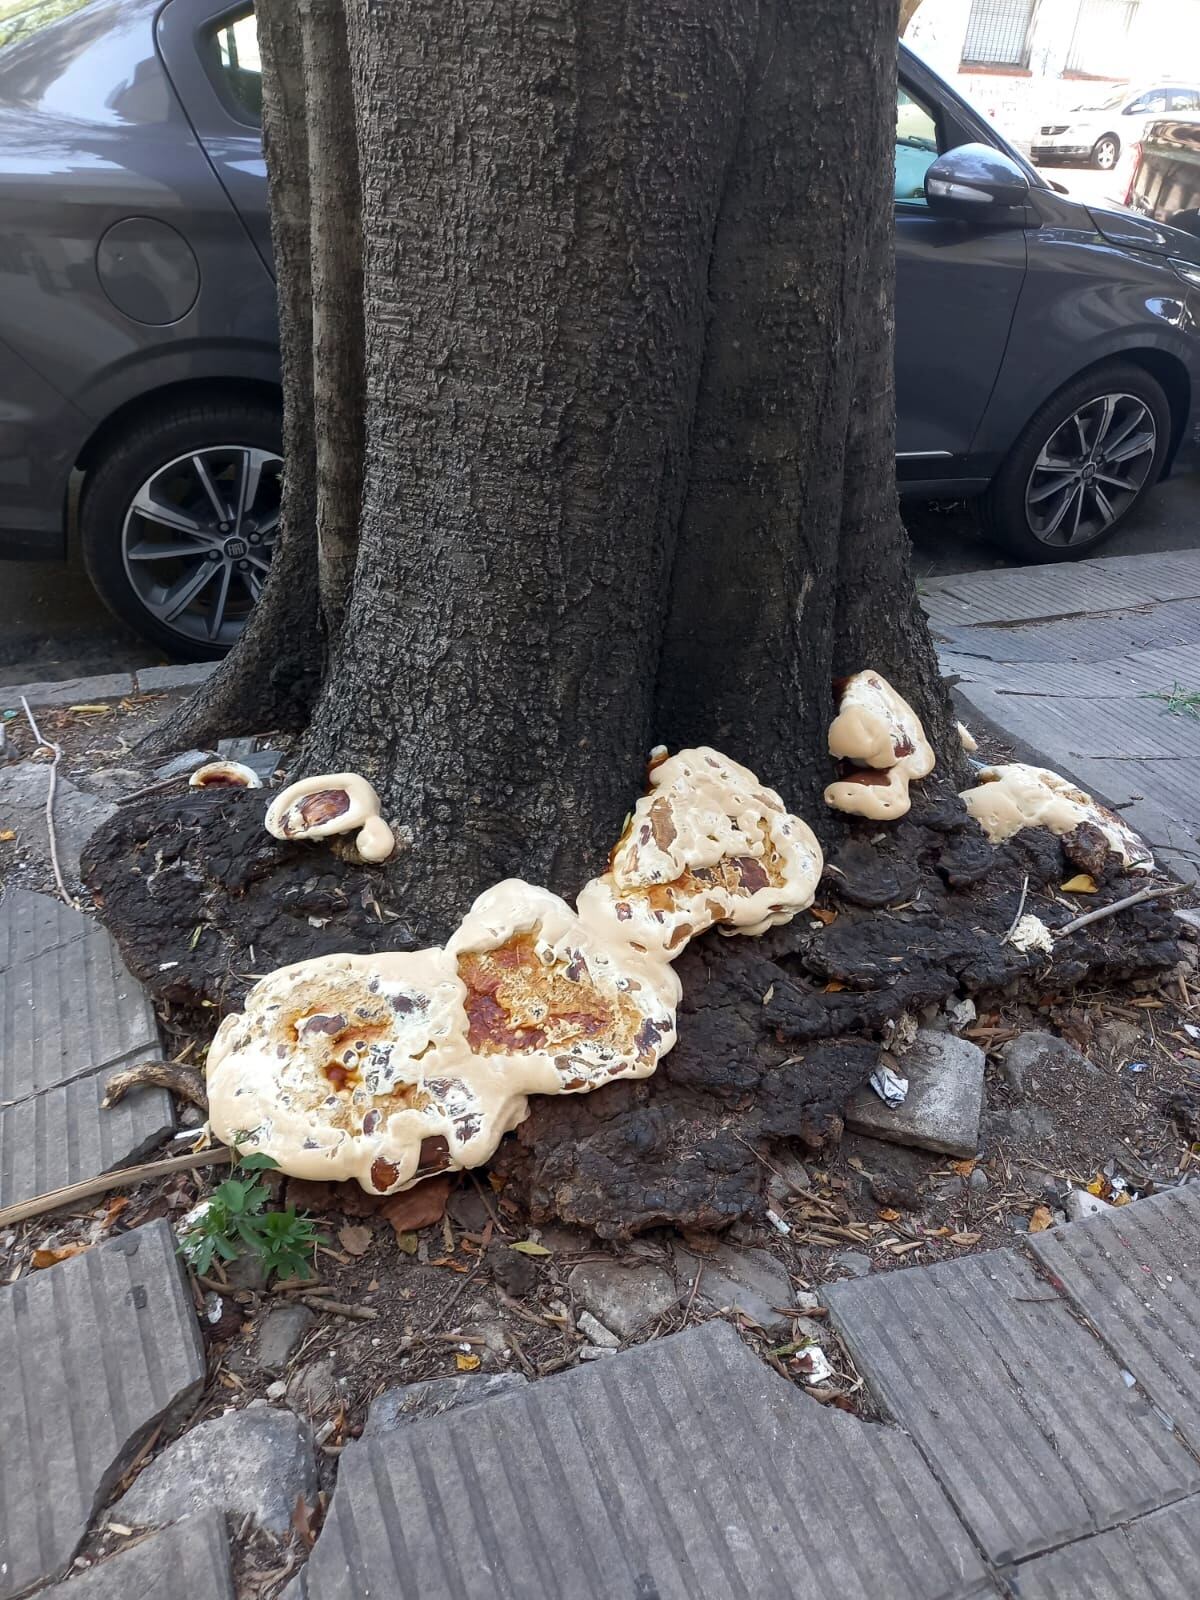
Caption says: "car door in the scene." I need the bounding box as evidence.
[156,0,271,274]
[893,78,1028,484]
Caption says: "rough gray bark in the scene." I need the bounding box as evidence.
[141,0,329,754]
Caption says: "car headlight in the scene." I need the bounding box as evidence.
[1170,257,1200,290]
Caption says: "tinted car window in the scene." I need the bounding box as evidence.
[1128,93,1167,114]
[896,87,940,203]
[1168,90,1199,111]
[204,6,261,125]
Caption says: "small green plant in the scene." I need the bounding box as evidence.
[1140,683,1200,720]
[180,1152,325,1282]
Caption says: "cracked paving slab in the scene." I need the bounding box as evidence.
[823,1248,1200,1566]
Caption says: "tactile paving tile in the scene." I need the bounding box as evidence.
[302,1319,992,1600]
[823,1248,1200,1565]
[0,887,92,971]
[0,1221,205,1598]
[1029,1187,1200,1454]
[42,1509,234,1598]
[1014,1494,1200,1599]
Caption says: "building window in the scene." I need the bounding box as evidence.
[1066,0,1141,76]
[962,0,1037,68]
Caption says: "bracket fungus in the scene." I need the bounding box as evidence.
[189,760,262,790]
[207,747,823,1194]
[823,671,935,820]
[960,762,1154,873]
[265,773,396,863]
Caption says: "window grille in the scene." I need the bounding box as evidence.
[962,0,1037,67]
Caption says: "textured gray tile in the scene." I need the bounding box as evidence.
[1029,1187,1200,1453]
[823,1249,1200,1566]
[0,1066,174,1209]
[0,888,91,972]
[1014,1495,1200,1600]
[0,925,158,1103]
[921,548,1200,627]
[0,1220,205,1598]
[0,674,136,711]
[303,1319,991,1600]
[42,1510,234,1598]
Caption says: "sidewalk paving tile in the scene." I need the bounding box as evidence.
[1,922,159,1103]
[0,674,136,712]
[0,1221,205,1598]
[133,663,217,693]
[42,1510,234,1599]
[1029,1186,1200,1454]
[921,548,1200,628]
[0,887,91,970]
[1014,1494,1200,1599]
[302,1318,993,1600]
[0,1065,173,1210]
[822,1248,1200,1566]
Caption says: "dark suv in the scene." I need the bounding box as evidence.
[2,4,1200,657]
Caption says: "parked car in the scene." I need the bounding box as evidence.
[3,10,1200,657]
[1030,84,1200,171]
[1122,116,1200,239]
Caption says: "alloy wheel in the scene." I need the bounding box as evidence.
[120,445,282,648]
[1094,136,1118,169]
[1023,392,1156,548]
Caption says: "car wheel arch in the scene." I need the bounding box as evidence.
[73,377,282,480]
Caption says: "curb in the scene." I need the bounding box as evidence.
[0,661,216,712]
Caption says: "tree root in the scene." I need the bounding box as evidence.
[103,1061,210,1112]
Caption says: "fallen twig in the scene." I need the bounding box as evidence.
[1055,881,1187,939]
[103,1060,209,1112]
[1002,874,1029,945]
[20,696,74,908]
[0,1146,233,1228]
[300,1295,379,1322]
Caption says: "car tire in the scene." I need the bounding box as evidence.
[80,396,283,661]
[1091,134,1120,170]
[980,362,1170,564]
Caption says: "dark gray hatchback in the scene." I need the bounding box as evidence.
[2,8,1200,657]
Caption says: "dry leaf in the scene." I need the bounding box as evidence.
[101,1195,129,1229]
[1114,1191,1132,1206]
[338,1224,372,1257]
[823,981,846,994]
[810,907,838,926]
[0,830,14,842]
[1086,1175,1108,1198]
[510,1240,551,1256]
[394,1232,419,1255]
[950,1231,981,1246]
[951,1159,975,1178]
[488,1172,505,1192]
[877,1208,902,1223]
[31,1242,88,1270]
[379,1175,453,1237]
[1061,874,1098,894]
[1028,1205,1054,1233]
[455,1352,481,1372]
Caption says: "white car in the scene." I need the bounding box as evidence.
[1031,84,1200,171]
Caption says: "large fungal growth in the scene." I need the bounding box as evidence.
[823,671,935,820]
[960,763,1154,873]
[265,772,396,863]
[206,748,823,1194]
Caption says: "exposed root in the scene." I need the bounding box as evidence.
[103,1060,210,1113]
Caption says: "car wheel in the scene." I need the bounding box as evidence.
[1091,134,1120,169]
[80,397,283,660]
[981,363,1169,564]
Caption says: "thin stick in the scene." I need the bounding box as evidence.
[300,1296,378,1322]
[1055,881,1187,939]
[0,1147,233,1228]
[1002,875,1030,944]
[21,696,74,909]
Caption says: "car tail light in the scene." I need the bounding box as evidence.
[1122,141,1143,207]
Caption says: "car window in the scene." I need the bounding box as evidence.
[896,87,940,205]
[203,6,262,126]
[1168,90,1198,111]
[1128,93,1167,114]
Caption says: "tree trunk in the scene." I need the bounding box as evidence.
[146,0,964,944]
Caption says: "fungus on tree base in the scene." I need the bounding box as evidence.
[960,763,1153,873]
[956,721,978,755]
[189,761,262,790]
[823,671,936,820]
[265,772,396,863]
[207,747,822,1193]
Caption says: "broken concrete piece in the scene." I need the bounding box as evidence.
[999,1030,1097,1098]
[0,1221,204,1599]
[1064,1188,1114,1223]
[253,1304,315,1374]
[46,1511,234,1599]
[830,1250,872,1278]
[845,1029,984,1158]
[287,1357,338,1417]
[113,1400,317,1539]
[567,1260,680,1339]
[364,1372,527,1438]
[577,1309,621,1348]
[155,749,217,781]
[673,1242,794,1336]
[3,761,116,881]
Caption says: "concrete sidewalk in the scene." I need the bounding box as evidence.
[923,547,1200,884]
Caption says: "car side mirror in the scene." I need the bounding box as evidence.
[924,143,1031,225]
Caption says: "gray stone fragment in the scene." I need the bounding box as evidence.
[85,768,146,797]
[766,1151,811,1202]
[968,1168,989,1192]
[577,1309,620,1348]
[845,1029,984,1157]
[1063,1187,1112,1222]
[673,1242,794,1335]
[980,1106,1056,1145]
[824,1247,1200,1565]
[254,1304,315,1374]
[1176,908,1200,936]
[287,1357,338,1417]
[154,748,216,781]
[0,673,136,710]
[0,1221,205,1598]
[1029,1184,1200,1456]
[364,1372,527,1438]
[0,1065,173,1209]
[114,1400,317,1539]
[829,1250,872,1278]
[216,740,283,783]
[2,762,116,880]
[302,1319,989,1600]
[45,1511,234,1598]
[1,923,159,1103]
[999,1029,1096,1097]
[567,1259,680,1339]
[135,663,218,693]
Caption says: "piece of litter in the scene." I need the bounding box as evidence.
[869,1066,909,1108]
[1125,1061,1149,1074]
[1121,1370,1137,1388]
[793,1344,834,1385]
[1184,1024,1200,1041]
[765,1208,792,1236]
[158,961,179,971]
[1008,913,1054,956]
